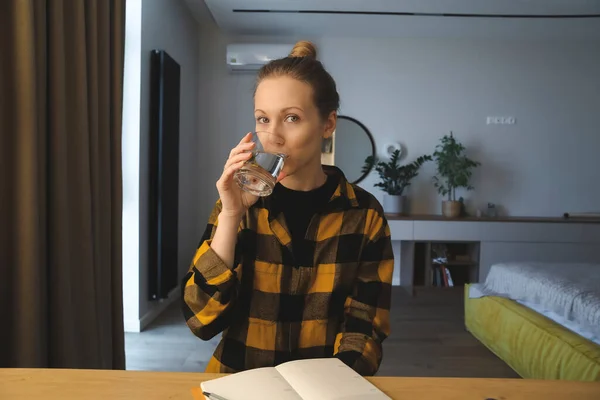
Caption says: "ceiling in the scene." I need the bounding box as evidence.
[193,0,600,38]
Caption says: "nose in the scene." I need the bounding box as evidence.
[266,132,285,146]
[256,130,284,146]
[258,132,286,157]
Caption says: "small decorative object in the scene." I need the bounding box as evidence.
[363,149,432,215]
[487,203,497,217]
[431,243,448,264]
[432,131,481,218]
[383,142,403,158]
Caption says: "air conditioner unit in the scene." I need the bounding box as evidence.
[226,43,293,72]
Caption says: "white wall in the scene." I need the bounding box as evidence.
[122,0,142,332]
[123,0,200,332]
[194,32,600,231]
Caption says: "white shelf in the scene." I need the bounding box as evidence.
[388,219,600,286]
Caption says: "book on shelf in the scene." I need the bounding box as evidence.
[444,266,454,287]
[432,265,454,287]
[441,266,449,287]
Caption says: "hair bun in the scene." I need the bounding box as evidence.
[289,41,317,59]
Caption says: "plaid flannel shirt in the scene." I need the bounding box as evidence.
[182,168,394,376]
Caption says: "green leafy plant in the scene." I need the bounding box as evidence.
[432,132,480,201]
[363,150,432,196]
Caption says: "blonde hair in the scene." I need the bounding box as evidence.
[256,40,339,119]
[288,40,317,59]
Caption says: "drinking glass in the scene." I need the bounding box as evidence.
[233,131,286,197]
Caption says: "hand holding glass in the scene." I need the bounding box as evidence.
[233,131,286,197]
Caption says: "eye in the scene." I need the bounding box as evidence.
[256,116,269,124]
[285,114,300,123]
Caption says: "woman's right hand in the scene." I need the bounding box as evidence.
[216,133,260,219]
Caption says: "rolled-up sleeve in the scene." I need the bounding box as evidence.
[181,200,243,340]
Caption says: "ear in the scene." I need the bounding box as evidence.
[323,111,337,139]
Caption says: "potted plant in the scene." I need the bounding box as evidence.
[363,150,431,214]
[432,132,480,218]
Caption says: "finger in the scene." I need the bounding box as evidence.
[229,141,255,158]
[224,151,252,170]
[221,160,247,183]
[223,153,252,171]
[237,132,253,145]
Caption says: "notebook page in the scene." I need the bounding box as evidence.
[200,367,303,400]
[276,358,391,400]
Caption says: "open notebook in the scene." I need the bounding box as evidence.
[198,358,391,400]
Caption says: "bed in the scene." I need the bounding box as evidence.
[464,262,600,381]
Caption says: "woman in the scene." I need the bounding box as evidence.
[182,41,393,376]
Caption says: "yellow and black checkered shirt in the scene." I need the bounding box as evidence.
[182,168,394,376]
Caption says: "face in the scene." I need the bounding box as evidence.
[254,76,336,178]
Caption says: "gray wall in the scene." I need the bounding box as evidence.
[324,37,600,217]
[123,0,200,330]
[194,33,600,234]
[195,19,259,235]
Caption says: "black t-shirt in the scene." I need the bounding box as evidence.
[272,173,339,266]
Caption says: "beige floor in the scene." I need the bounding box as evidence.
[125,287,519,378]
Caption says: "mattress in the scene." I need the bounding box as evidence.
[464,284,600,381]
[469,262,600,338]
[516,299,600,346]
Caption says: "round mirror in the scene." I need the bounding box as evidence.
[321,116,375,184]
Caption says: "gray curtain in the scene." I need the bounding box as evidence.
[0,0,126,369]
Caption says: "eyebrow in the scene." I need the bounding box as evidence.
[282,107,304,113]
[254,107,304,114]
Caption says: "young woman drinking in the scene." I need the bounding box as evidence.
[181,41,393,376]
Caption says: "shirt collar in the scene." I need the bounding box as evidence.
[262,165,359,222]
[323,165,359,210]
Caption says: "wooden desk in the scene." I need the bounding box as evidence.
[1,368,599,399]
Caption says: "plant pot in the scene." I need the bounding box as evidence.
[442,200,461,218]
[383,194,407,215]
